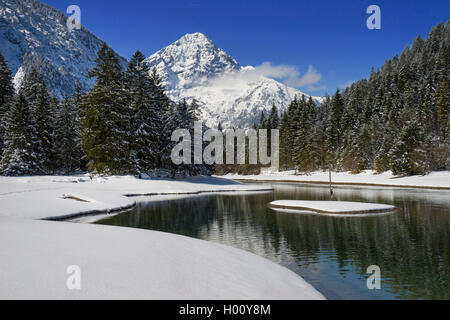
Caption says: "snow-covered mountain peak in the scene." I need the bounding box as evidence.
[1,0,323,128]
[160,32,239,69]
[146,33,323,128]
[145,33,240,93]
[174,32,214,47]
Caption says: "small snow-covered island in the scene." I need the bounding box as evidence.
[268,200,397,215]
[1,0,449,301]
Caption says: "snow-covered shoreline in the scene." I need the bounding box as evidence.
[0,175,325,300]
[0,175,274,220]
[225,170,450,190]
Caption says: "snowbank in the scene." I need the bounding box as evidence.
[0,175,324,300]
[225,170,450,190]
[269,200,396,215]
[0,217,324,300]
[0,175,273,220]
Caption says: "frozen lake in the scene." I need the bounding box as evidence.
[96,182,450,300]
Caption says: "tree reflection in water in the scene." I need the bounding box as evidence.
[96,183,450,300]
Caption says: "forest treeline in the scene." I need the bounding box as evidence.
[0,21,448,177]
[0,44,212,177]
[274,21,449,175]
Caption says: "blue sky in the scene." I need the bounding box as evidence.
[43,0,449,96]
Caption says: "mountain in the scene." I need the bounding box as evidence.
[145,33,323,128]
[0,0,127,98]
[0,1,321,128]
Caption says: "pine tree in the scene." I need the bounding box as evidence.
[277,21,450,174]
[435,45,449,138]
[1,94,42,175]
[35,83,56,172]
[354,125,372,171]
[189,98,202,121]
[293,96,308,170]
[325,89,344,165]
[264,104,277,158]
[268,104,280,129]
[125,51,159,173]
[258,111,266,129]
[279,111,290,170]
[19,69,54,173]
[165,99,192,177]
[80,43,126,174]
[279,97,300,169]
[161,101,176,170]
[0,53,14,110]
[150,68,172,168]
[72,83,85,170]
[0,53,15,158]
[54,96,81,172]
[389,121,423,175]
[189,99,215,175]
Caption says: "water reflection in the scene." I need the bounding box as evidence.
[96,183,450,300]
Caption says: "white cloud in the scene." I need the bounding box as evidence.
[306,84,328,92]
[340,80,356,89]
[283,65,322,88]
[208,62,322,89]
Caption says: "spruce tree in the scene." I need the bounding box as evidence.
[276,21,450,174]
[258,111,266,129]
[325,89,344,165]
[0,53,14,110]
[54,96,81,172]
[165,99,192,177]
[35,84,56,172]
[268,104,280,129]
[125,51,159,174]
[389,121,423,175]
[0,53,15,158]
[1,94,42,175]
[279,112,289,170]
[81,43,126,174]
[19,69,54,173]
[150,68,172,168]
[436,46,449,138]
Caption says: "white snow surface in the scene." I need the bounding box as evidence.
[0,217,324,300]
[225,170,450,189]
[0,175,325,300]
[145,33,324,128]
[270,200,396,214]
[0,175,274,220]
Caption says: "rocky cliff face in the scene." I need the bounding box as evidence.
[0,0,127,98]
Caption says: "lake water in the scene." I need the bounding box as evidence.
[95,182,450,300]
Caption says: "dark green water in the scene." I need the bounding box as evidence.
[96,182,450,300]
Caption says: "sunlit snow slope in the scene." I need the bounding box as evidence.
[146,33,323,128]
